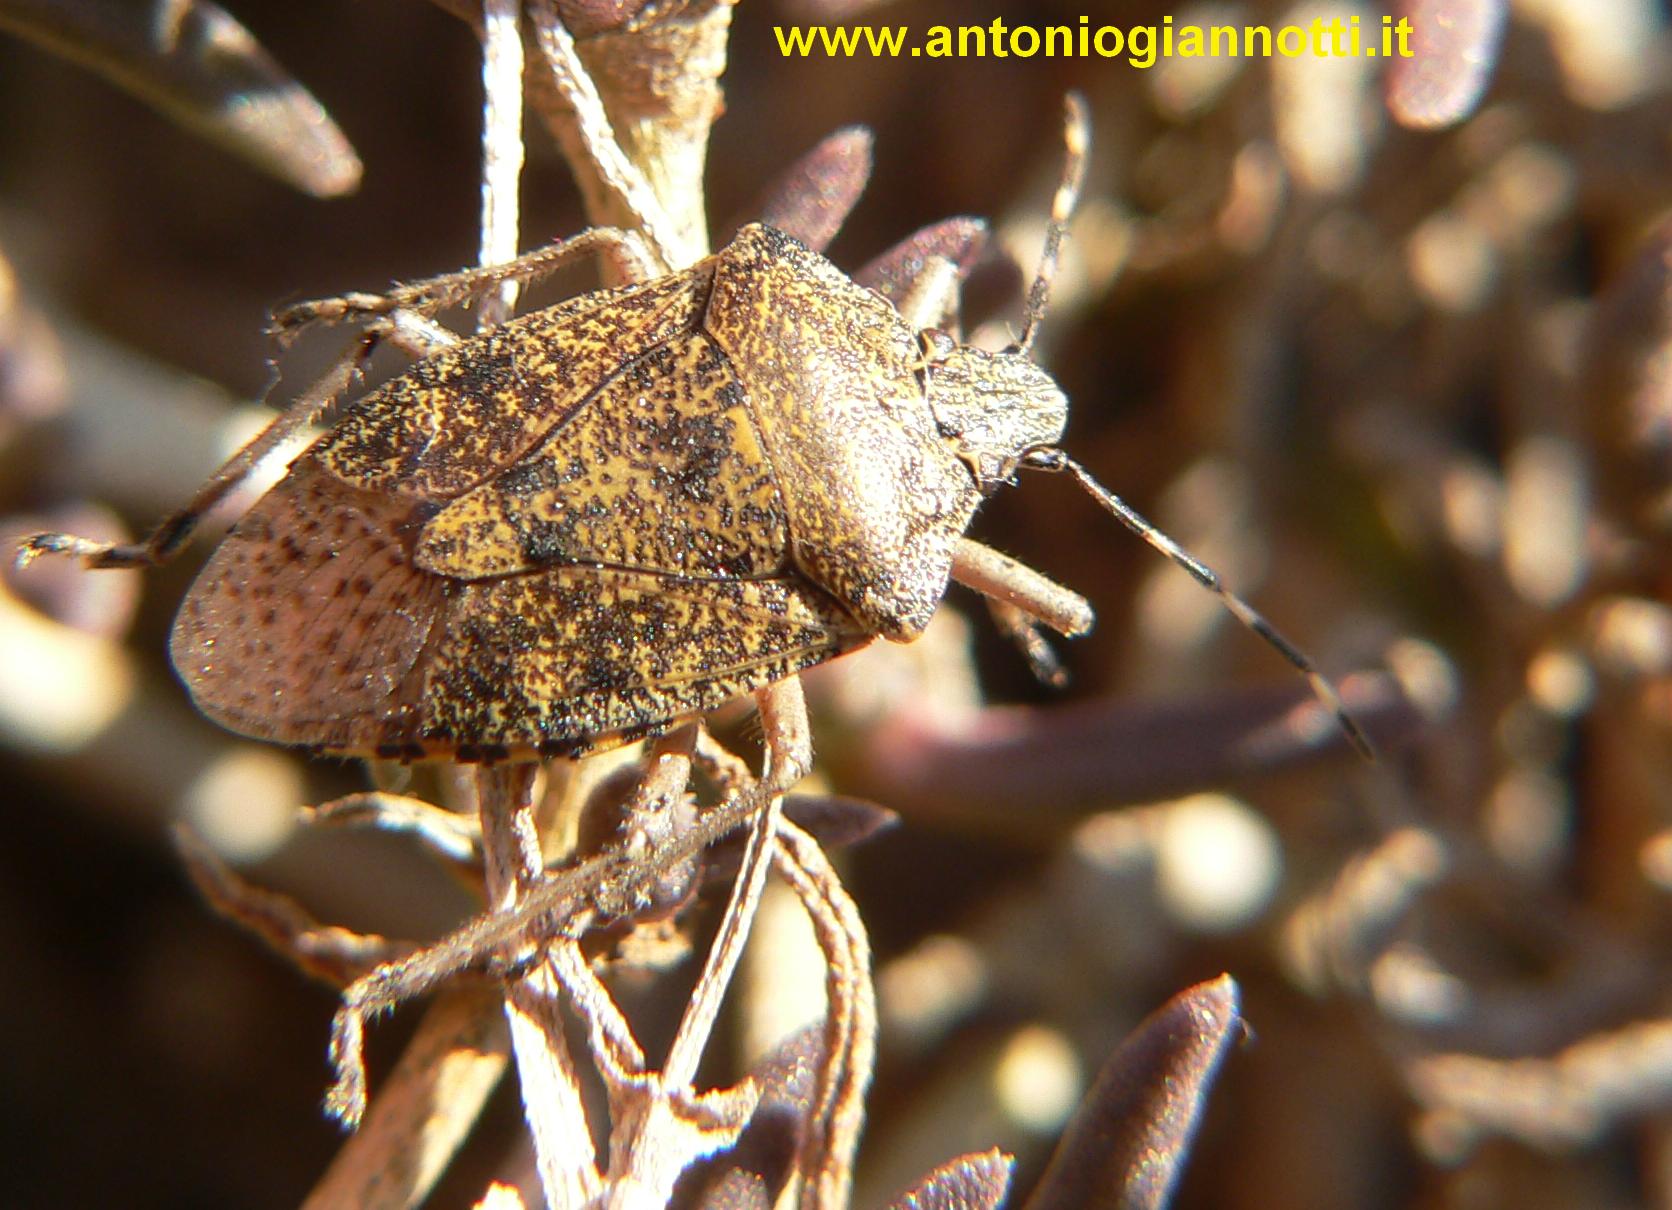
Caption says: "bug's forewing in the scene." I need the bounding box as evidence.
[315,269,714,499]
[418,568,861,757]
[414,333,790,581]
[170,463,863,756]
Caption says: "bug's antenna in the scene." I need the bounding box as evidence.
[1017,93,1089,357]
[1020,447,1377,761]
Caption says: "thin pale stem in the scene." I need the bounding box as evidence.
[478,0,525,327]
[662,680,809,1088]
[304,987,509,1210]
[525,0,681,270]
[477,764,602,1208]
[773,817,875,1210]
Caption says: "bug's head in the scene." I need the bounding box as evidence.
[926,339,1068,489]
[926,93,1086,492]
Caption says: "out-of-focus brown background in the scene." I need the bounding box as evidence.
[3,0,1671,1206]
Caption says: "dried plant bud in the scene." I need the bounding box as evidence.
[552,0,657,38]
[572,761,702,924]
[671,1023,827,1209]
[883,1148,1013,1210]
[856,218,991,305]
[0,0,361,196]
[1385,0,1509,130]
[704,794,896,885]
[1024,976,1241,1210]
[737,127,875,253]
[850,674,1417,831]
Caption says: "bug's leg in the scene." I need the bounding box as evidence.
[952,539,1092,687]
[323,733,698,1127]
[17,333,372,570]
[606,680,813,1198]
[302,792,482,867]
[18,308,462,572]
[985,599,1071,688]
[326,875,569,1128]
[662,678,811,1088]
[173,824,410,987]
[951,537,1094,638]
[327,692,813,1129]
[273,225,659,335]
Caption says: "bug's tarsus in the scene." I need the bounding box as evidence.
[1017,93,1090,357]
[1021,446,1377,761]
[987,598,1071,688]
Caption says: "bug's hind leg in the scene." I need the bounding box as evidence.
[273,225,660,336]
[16,301,469,573]
[17,331,377,571]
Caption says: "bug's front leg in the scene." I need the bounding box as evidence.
[951,537,1094,638]
[951,538,1095,686]
[272,225,661,335]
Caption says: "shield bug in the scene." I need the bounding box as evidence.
[19,93,1368,1120]
[20,98,1366,769]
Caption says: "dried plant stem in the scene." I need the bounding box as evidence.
[173,823,409,986]
[0,0,363,197]
[605,681,812,1201]
[303,791,481,865]
[665,681,808,1089]
[478,0,526,326]
[525,0,681,271]
[545,939,644,1078]
[773,816,876,1210]
[471,33,606,1200]
[667,795,783,1090]
[477,763,603,1207]
[303,986,510,1210]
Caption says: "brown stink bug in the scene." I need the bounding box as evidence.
[21,97,1365,768]
[19,94,1367,1123]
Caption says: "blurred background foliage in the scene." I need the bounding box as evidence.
[3,0,1672,1205]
